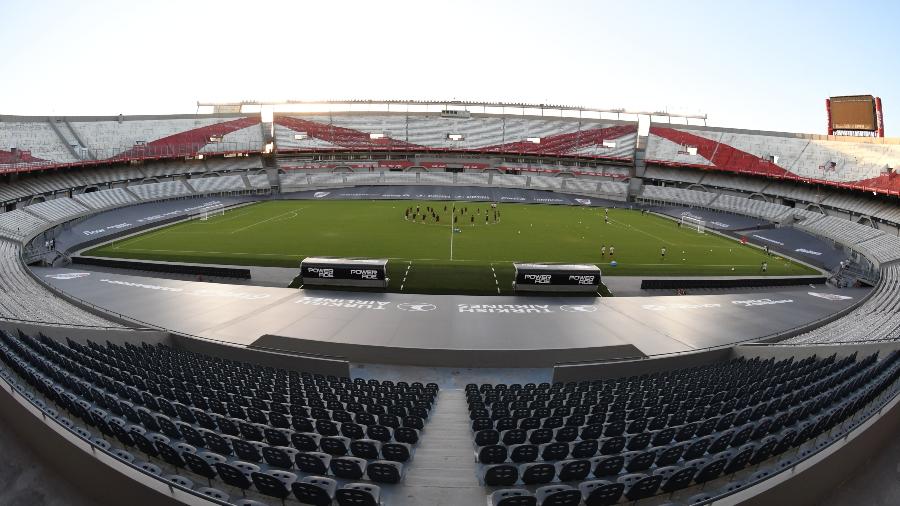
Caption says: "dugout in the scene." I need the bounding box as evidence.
[513,263,601,293]
[299,257,389,288]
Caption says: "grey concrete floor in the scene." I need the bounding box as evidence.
[0,420,96,506]
[822,423,900,506]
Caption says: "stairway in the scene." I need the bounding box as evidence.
[48,118,90,160]
[392,389,484,505]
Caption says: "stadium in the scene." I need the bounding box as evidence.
[5,6,900,505]
[0,94,898,506]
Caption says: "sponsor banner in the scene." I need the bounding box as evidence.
[752,235,785,246]
[80,201,224,236]
[45,272,91,280]
[642,298,795,311]
[458,304,552,314]
[397,303,437,312]
[95,278,269,300]
[731,298,793,307]
[294,297,390,310]
[301,265,386,281]
[808,292,853,301]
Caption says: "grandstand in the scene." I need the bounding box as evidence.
[0,103,899,506]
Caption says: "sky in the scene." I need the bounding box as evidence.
[0,0,897,135]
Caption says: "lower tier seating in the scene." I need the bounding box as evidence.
[0,331,438,505]
[467,351,900,504]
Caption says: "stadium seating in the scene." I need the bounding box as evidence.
[22,198,89,224]
[73,188,140,211]
[274,115,638,160]
[127,181,193,201]
[0,331,437,504]
[0,240,115,325]
[706,194,792,222]
[646,126,900,193]
[638,185,718,207]
[783,264,900,344]
[187,175,249,194]
[246,174,272,190]
[0,210,49,241]
[796,216,883,246]
[467,351,900,502]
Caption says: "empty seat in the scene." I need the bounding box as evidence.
[291,475,337,506]
[336,483,381,506]
[490,489,537,506]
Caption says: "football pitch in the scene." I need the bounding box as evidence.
[85,200,818,295]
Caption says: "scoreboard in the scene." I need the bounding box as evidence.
[300,257,389,288]
[513,263,601,293]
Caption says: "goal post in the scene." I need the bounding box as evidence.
[198,205,226,221]
[680,214,706,233]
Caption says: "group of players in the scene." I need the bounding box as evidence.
[404,203,500,226]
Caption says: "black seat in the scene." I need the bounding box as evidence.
[330,457,366,479]
[659,467,696,493]
[593,455,624,477]
[483,464,519,486]
[292,481,333,506]
[582,481,624,506]
[214,462,252,493]
[381,442,411,463]
[232,439,262,463]
[557,459,591,482]
[475,429,500,446]
[291,432,320,452]
[695,458,728,484]
[320,436,350,456]
[478,444,508,464]
[623,474,662,501]
[262,446,294,469]
[366,461,402,484]
[571,439,598,459]
[155,441,186,469]
[521,463,555,485]
[183,452,217,483]
[295,452,330,475]
[251,472,291,500]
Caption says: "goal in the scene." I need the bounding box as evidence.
[680,214,706,233]
[198,206,225,221]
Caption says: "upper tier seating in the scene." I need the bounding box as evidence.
[647,126,900,193]
[0,121,79,164]
[23,198,89,224]
[73,188,139,211]
[274,115,638,160]
[0,331,437,504]
[468,351,900,503]
[127,181,193,201]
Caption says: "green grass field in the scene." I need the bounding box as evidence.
[85,200,818,294]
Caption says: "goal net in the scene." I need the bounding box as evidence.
[680,214,706,233]
[198,205,225,221]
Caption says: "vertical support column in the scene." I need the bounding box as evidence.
[876,97,885,138]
